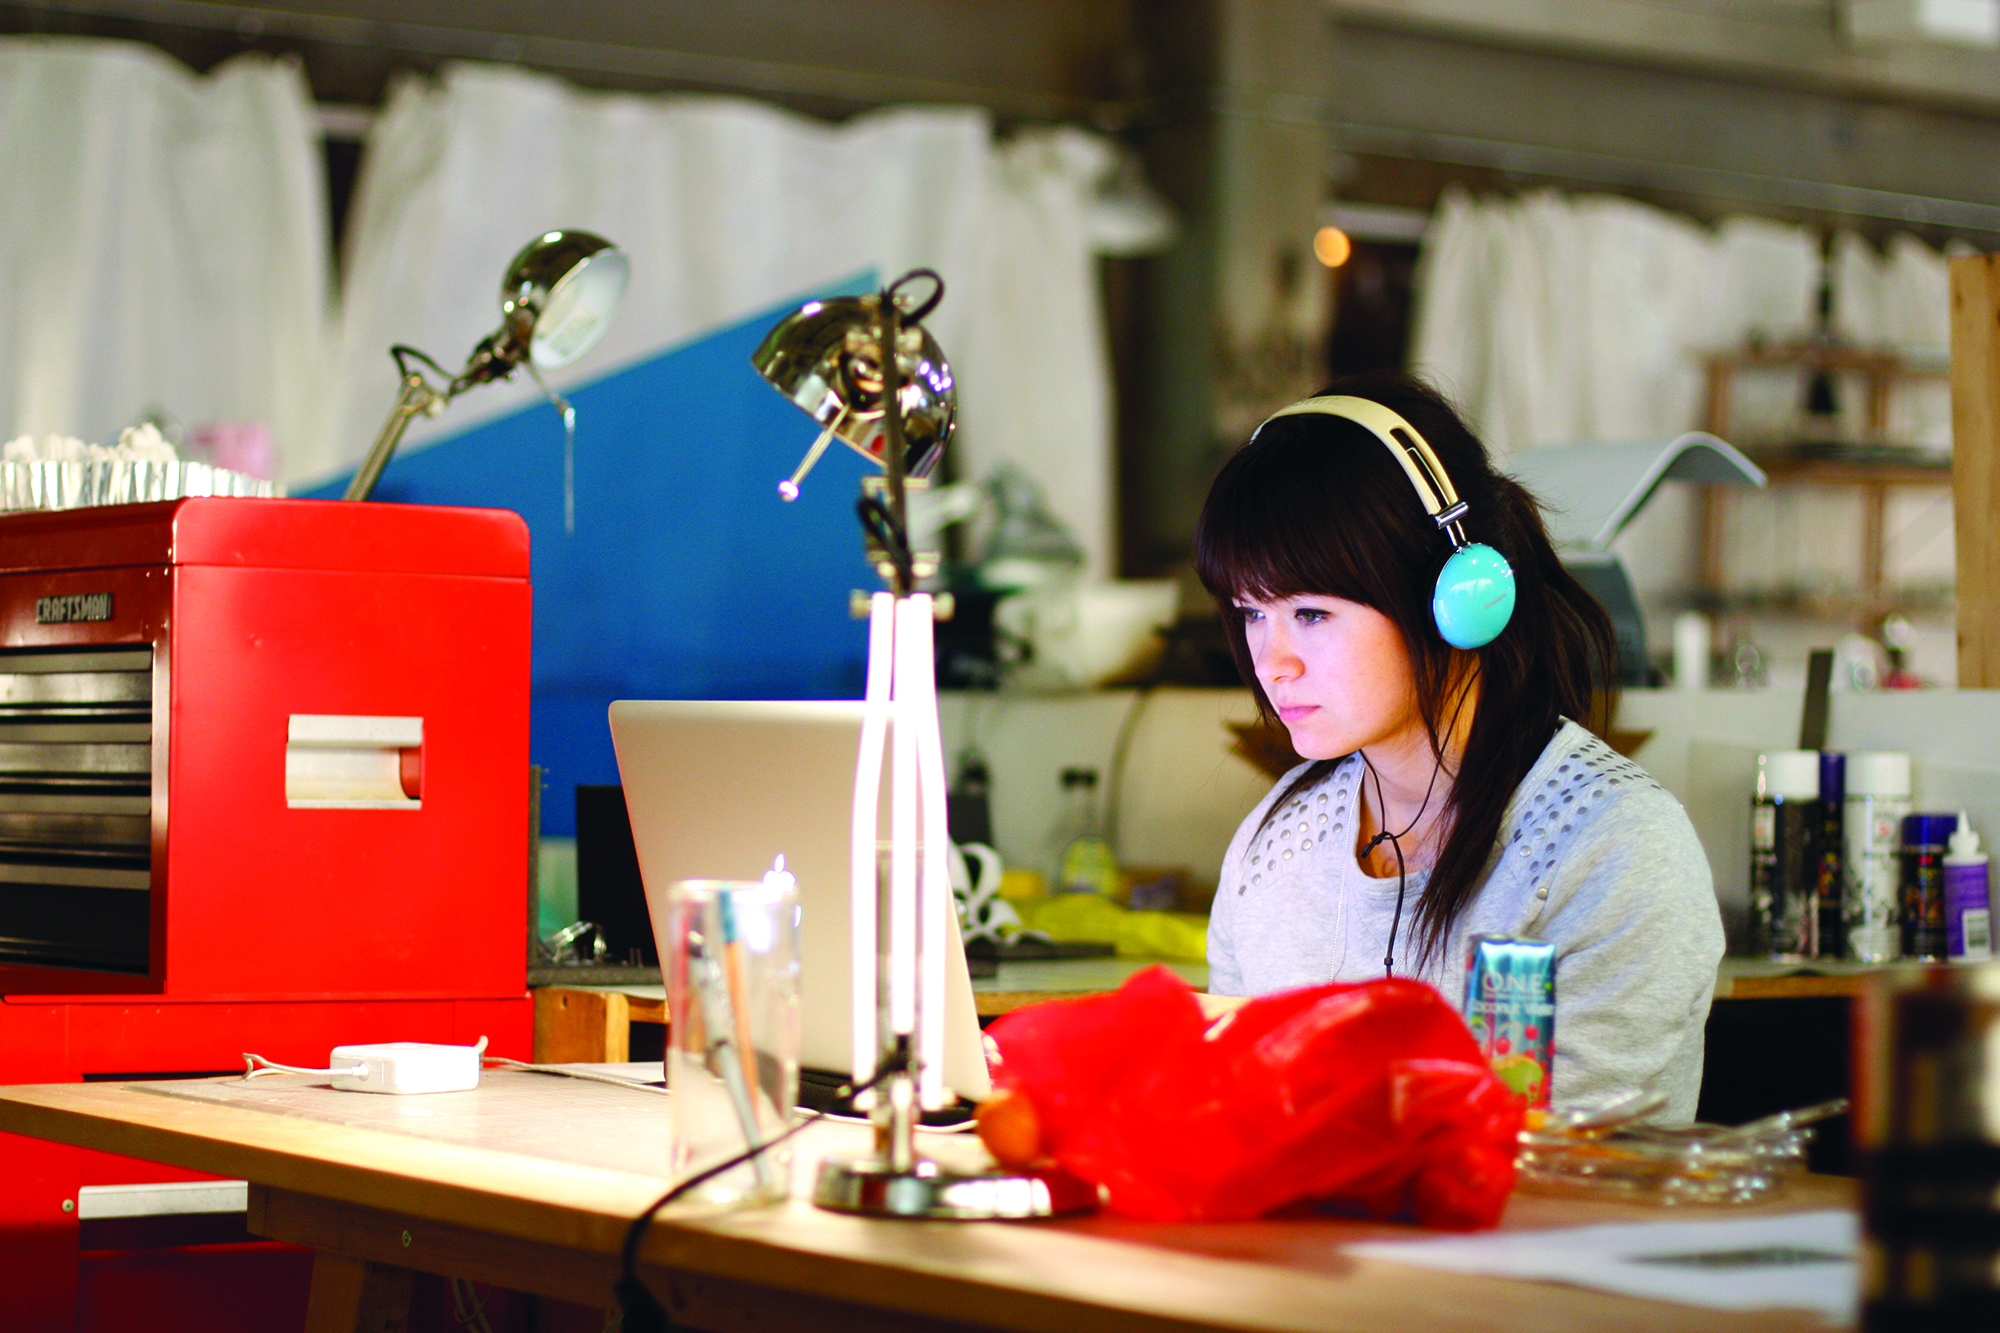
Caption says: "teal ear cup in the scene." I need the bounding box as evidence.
[1432,543,1515,649]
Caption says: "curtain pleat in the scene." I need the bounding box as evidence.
[0,39,329,468]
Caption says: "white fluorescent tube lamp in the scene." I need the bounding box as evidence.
[346,229,629,532]
[751,270,1083,1219]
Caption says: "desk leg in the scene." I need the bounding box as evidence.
[305,1251,415,1333]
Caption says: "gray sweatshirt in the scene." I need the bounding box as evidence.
[1208,720,1723,1122]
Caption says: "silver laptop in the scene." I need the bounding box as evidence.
[607,698,991,1102]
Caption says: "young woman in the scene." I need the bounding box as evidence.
[1196,371,1722,1120]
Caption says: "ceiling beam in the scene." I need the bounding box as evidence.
[1327,0,2000,115]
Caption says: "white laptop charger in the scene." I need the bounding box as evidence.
[242,1036,488,1094]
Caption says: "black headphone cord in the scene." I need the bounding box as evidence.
[1359,752,1443,979]
[614,1049,910,1333]
[1361,821,1410,981]
[1359,668,1481,977]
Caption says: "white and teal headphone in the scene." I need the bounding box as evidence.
[1253,395,1516,649]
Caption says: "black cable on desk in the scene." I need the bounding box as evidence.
[615,1051,909,1333]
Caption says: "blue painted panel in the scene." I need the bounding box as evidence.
[307,281,878,834]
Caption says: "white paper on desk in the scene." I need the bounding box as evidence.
[1346,1210,1856,1322]
[555,1062,665,1084]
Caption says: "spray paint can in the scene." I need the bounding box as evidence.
[1752,751,1820,962]
[1901,813,1955,962]
[1814,753,1845,959]
[1843,752,1909,963]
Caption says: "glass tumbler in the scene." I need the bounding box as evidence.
[658,877,800,1205]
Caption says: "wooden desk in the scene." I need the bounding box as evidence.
[532,958,1212,1062]
[972,956,1206,1016]
[1714,958,1902,1000]
[0,1072,1851,1333]
[533,984,666,1062]
[539,954,1894,1060]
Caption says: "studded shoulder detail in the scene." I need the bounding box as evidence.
[1508,728,1661,902]
[1236,761,1358,895]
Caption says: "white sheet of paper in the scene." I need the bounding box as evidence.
[1345,1210,1857,1322]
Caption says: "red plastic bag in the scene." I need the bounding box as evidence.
[984,964,1523,1227]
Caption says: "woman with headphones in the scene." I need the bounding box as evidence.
[1196,370,1723,1121]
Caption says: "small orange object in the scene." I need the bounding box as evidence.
[974,1087,1044,1168]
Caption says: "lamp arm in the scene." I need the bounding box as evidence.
[876,293,909,592]
[345,372,445,503]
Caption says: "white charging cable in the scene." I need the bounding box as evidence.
[482,1055,669,1096]
[242,1054,343,1079]
[240,1032,490,1088]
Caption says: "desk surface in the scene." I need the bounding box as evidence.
[1713,957,1915,999]
[974,956,1206,1014]
[555,956,1211,1020]
[558,954,1891,1014]
[0,1073,1852,1333]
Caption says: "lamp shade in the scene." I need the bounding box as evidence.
[750,293,956,479]
[499,230,629,369]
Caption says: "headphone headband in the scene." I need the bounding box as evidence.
[1254,395,1470,545]
[1249,393,1514,649]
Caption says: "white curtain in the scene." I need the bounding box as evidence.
[1409,189,1960,683]
[1411,188,1953,456]
[0,39,329,464]
[322,63,1118,576]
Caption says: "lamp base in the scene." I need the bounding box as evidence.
[813,1156,1097,1219]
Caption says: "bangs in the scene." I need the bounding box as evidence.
[1195,423,1385,611]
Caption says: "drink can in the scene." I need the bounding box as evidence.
[1462,935,1555,1108]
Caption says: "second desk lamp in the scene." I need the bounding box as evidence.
[753,270,1086,1219]
[345,229,629,531]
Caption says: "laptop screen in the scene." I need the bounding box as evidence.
[607,698,991,1101]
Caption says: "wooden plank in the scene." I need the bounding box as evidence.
[266,1178,1861,1333]
[1713,958,1900,999]
[256,1185,989,1333]
[1950,252,2000,687]
[0,1081,669,1256]
[1709,345,1942,377]
[258,1184,618,1309]
[534,986,630,1063]
[976,991,1084,1017]
[1717,972,1872,999]
[303,1251,414,1333]
[655,1268,1000,1333]
[1745,457,1951,487]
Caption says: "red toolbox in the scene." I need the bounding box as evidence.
[0,498,536,1331]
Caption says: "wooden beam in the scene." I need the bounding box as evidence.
[532,987,630,1064]
[1950,253,2000,687]
[303,1252,413,1333]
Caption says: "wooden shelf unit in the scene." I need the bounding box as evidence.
[1699,344,1952,627]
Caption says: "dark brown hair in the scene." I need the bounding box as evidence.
[1194,370,1616,967]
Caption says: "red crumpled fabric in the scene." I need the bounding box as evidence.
[984,964,1524,1227]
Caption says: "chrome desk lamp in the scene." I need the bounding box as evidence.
[752,271,1086,1220]
[345,229,629,530]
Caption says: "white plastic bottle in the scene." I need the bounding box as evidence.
[1944,811,1992,963]
[1051,767,1118,897]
